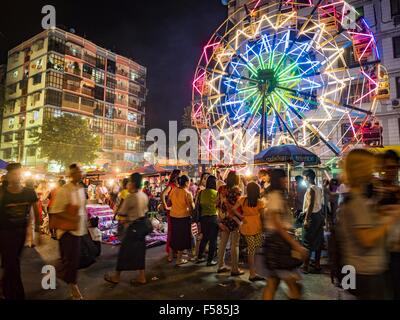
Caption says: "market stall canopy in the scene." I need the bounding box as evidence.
[131,164,170,177]
[254,144,321,165]
[0,159,8,170]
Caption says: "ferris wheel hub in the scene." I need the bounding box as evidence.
[256,69,277,94]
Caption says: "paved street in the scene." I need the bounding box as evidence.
[6,236,339,300]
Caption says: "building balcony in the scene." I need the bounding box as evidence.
[83,54,96,66]
[116,69,129,78]
[65,67,81,77]
[65,47,82,59]
[63,83,80,93]
[81,86,94,97]
[82,72,94,80]
[62,99,80,110]
[116,85,128,92]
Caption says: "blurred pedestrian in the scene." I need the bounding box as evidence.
[196,175,219,266]
[337,149,400,300]
[217,170,243,276]
[50,164,87,300]
[233,182,265,281]
[301,169,324,273]
[0,163,40,300]
[378,150,400,299]
[258,169,271,196]
[104,173,150,285]
[161,169,181,262]
[24,179,37,248]
[169,175,194,266]
[292,175,307,228]
[96,180,110,205]
[262,169,307,300]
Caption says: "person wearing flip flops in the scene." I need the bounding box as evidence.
[168,175,195,266]
[232,182,265,282]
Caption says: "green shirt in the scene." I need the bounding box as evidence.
[199,189,218,216]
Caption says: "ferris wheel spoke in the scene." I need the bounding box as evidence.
[201,66,258,84]
[322,98,373,115]
[266,96,299,146]
[274,0,324,72]
[273,90,340,155]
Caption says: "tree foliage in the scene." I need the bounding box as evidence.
[36,113,101,169]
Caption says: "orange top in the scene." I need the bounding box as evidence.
[238,197,264,236]
[169,187,193,218]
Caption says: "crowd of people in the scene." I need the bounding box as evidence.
[0,147,399,300]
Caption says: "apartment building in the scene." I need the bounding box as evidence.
[1,28,146,171]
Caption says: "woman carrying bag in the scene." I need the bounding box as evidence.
[262,169,308,300]
[104,173,151,285]
[195,175,219,266]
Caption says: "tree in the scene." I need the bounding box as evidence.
[36,113,101,169]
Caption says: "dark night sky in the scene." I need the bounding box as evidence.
[0,0,226,132]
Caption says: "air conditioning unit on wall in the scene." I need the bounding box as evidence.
[392,99,400,109]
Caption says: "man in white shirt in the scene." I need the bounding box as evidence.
[50,164,86,300]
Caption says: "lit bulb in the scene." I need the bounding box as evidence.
[23,171,32,178]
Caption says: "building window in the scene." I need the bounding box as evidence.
[27,147,36,157]
[106,75,116,89]
[45,89,62,106]
[46,71,63,89]
[63,93,79,103]
[104,135,113,149]
[83,64,93,79]
[92,118,103,133]
[94,69,105,85]
[4,133,13,143]
[31,92,41,106]
[94,86,104,100]
[3,148,12,159]
[104,120,114,134]
[391,0,400,17]
[107,59,116,74]
[105,89,115,104]
[15,131,24,141]
[7,83,17,95]
[81,97,94,108]
[394,36,400,59]
[47,53,64,71]
[48,35,65,54]
[105,105,115,119]
[94,102,104,116]
[96,55,106,69]
[32,73,42,85]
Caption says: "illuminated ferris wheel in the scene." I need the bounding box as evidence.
[192,0,389,164]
